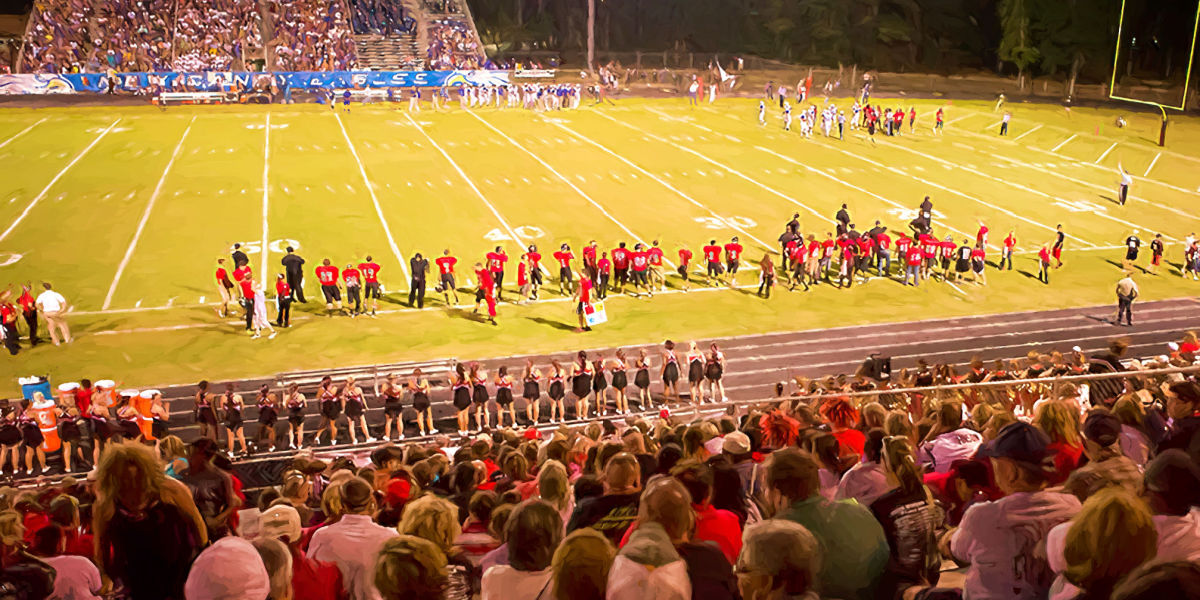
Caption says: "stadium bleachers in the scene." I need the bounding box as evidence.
[15,0,488,73]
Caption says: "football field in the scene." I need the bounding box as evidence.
[1,95,1199,392]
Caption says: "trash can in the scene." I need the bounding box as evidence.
[18,376,51,401]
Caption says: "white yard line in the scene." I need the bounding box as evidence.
[755,146,987,247]
[333,112,410,281]
[0,118,120,243]
[466,110,675,269]
[260,113,271,279]
[613,109,832,226]
[1095,141,1119,164]
[102,117,195,310]
[979,147,1200,224]
[1144,153,1161,177]
[1050,134,1078,153]
[868,137,1106,247]
[0,118,47,150]
[947,114,975,125]
[1013,124,1043,141]
[403,113,531,250]
[547,119,776,252]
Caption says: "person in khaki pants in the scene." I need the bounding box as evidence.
[35,282,71,345]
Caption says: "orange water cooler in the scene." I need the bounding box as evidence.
[31,397,60,453]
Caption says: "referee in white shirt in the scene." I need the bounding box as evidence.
[35,282,71,345]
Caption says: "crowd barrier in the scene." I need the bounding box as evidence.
[0,69,516,95]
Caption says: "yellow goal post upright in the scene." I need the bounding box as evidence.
[1108,0,1200,146]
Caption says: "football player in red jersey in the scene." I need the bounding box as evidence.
[525,245,543,300]
[274,274,292,327]
[677,245,693,291]
[472,262,498,325]
[702,239,723,286]
[214,258,235,318]
[16,284,37,346]
[315,259,344,316]
[582,240,599,283]
[611,242,630,293]
[629,243,652,297]
[597,251,611,299]
[357,255,381,316]
[486,246,508,301]
[343,264,363,316]
[435,249,459,305]
[724,236,744,286]
[553,244,574,296]
[1038,245,1051,284]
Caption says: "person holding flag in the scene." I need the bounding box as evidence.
[1117,163,1133,206]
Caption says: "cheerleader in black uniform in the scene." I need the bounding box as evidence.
[88,395,114,466]
[451,363,472,435]
[522,360,542,425]
[222,384,248,456]
[194,380,218,442]
[661,340,681,404]
[547,359,566,423]
[705,342,727,402]
[148,391,170,451]
[18,398,46,476]
[284,384,306,449]
[495,366,516,428]
[376,373,405,441]
[255,385,278,452]
[342,377,373,445]
[610,350,630,415]
[0,404,21,475]
[686,341,706,406]
[469,363,490,432]
[634,348,652,410]
[570,351,593,421]
[114,391,143,442]
[409,369,433,437]
[56,402,83,473]
[592,358,609,416]
[313,376,341,446]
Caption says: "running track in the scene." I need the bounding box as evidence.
[147,296,1200,446]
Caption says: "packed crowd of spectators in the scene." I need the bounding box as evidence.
[91,0,174,72]
[20,0,94,73]
[423,0,452,14]
[267,0,357,71]
[348,0,414,36]
[172,0,264,72]
[4,332,1199,600]
[426,17,482,70]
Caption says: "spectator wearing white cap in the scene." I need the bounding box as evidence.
[185,535,271,600]
[308,478,398,600]
[721,430,762,499]
[257,503,345,600]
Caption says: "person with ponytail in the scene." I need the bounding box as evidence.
[869,436,944,599]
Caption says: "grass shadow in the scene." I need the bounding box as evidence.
[526,316,576,332]
[1098,194,1119,206]
[447,307,490,324]
[1016,269,1041,282]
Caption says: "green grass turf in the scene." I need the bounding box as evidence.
[1,96,1199,394]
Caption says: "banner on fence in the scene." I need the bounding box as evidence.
[0,69,512,95]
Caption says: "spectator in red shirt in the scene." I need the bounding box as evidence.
[485,247,508,301]
[1038,245,1052,284]
[671,461,742,564]
[677,246,693,291]
[821,397,866,458]
[258,505,345,600]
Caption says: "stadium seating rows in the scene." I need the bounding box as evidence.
[18,0,482,73]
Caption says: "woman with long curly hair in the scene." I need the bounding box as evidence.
[94,443,206,600]
[820,396,865,458]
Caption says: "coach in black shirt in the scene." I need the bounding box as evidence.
[231,243,249,268]
[282,247,306,302]
[409,253,429,308]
